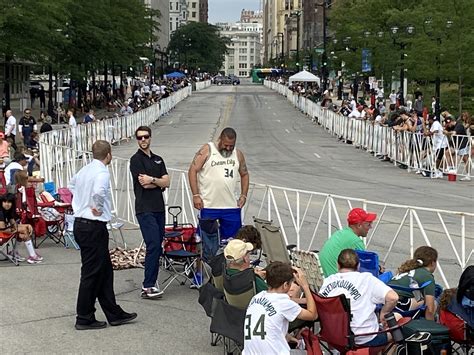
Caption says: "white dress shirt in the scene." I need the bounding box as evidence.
[5,115,16,135]
[68,159,112,222]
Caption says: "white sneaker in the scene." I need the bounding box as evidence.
[460,176,471,181]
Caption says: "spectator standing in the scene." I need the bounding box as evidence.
[38,85,46,110]
[68,140,137,330]
[83,109,95,124]
[319,249,399,347]
[18,108,37,147]
[426,115,448,178]
[4,110,17,151]
[414,95,424,117]
[40,116,53,133]
[67,109,77,128]
[0,132,11,165]
[129,126,170,299]
[319,208,376,277]
[389,90,397,106]
[188,127,249,261]
[119,102,133,116]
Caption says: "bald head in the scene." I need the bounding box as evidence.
[6,110,12,117]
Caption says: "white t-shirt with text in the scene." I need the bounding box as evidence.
[319,271,391,344]
[243,291,301,355]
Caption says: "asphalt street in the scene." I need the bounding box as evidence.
[1,80,472,354]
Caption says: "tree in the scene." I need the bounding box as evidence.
[168,22,229,73]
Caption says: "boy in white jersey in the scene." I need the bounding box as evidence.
[243,262,318,355]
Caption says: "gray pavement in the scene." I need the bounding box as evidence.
[1,79,472,353]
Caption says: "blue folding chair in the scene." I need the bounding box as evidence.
[356,249,393,282]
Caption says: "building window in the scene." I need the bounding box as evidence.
[250,48,254,54]
[239,55,247,61]
[239,71,247,76]
[170,21,173,31]
[192,12,196,17]
[170,2,173,10]
[238,63,247,68]
[192,2,196,8]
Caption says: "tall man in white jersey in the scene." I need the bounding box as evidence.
[188,127,249,261]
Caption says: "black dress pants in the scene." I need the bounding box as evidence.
[74,219,123,324]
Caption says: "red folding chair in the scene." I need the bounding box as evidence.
[312,293,409,355]
[0,231,19,266]
[0,170,7,195]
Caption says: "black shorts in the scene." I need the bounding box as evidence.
[436,147,446,160]
[395,296,412,312]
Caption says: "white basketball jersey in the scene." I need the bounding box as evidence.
[198,142,239,209]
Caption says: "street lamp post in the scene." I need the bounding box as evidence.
[390,25,415,107]
[290,11,302,71]
[424,19,453,120]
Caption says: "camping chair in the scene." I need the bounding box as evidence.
[21,187,68,248]
[210,297,246,355]
[198,282,225,346]
[355,250,393,283]
[439,308,473,354]
[0,170,7,195]
[253,217,293,264]
[389,280,432,319]
[161,206,201,292]
[0,231,19,266]
[312,293,409,355]
[290,249,325,292]
[199,217,220,262]
[223,267,257,310]
[208,253,225,292]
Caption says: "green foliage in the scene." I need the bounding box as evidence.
[0,0,161,74]
[168,22,229,73]
[328,0,474,113]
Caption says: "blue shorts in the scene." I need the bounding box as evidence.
[360,332,388,347]
[200,208,242,238]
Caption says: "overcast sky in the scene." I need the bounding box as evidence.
[208,0,261,24]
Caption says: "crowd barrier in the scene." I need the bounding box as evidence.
[265,80,473,179]
[39,141,473,289]
[195,80,211,91]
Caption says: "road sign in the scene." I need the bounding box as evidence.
[314,48,324,54]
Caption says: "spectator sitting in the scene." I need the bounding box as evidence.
[319,207,376,277]
[224,239,267,293]
[243,262,318,354]
[0,132,11,166]
[439,265,474,329]
[348,105,364,118]
[119,102,133,116]
[26,132,39,150]
[0,193,43,264]
[319,249,399,347]
[388,246,438,320]
[4,152,28,185]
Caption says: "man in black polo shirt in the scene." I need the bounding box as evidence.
[130,126,170,298]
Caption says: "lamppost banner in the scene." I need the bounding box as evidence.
[361,48,372,72]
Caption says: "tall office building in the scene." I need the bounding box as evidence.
[218,21,263,77]
[143,0,170,50]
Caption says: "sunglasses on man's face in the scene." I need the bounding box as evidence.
[136,134,150,141]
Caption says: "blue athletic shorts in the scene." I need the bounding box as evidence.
[200,208,242,239]
[360,332,388,347]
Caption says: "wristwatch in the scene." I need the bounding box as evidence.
[152,177,156,183]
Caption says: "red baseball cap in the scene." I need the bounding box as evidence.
[347,208,377,225]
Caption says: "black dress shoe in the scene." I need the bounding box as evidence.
[109,312,137,326]
[75,320,107,330]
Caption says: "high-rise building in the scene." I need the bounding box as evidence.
[169,0,188,38]
[199,0,208,23]
[217,21,263,77]
[143,0,170,50]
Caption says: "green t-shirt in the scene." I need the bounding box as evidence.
[388,267,435,299]
[227,268,268,293]
[319,227,366,277]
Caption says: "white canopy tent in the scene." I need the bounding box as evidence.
[288,70,320,86]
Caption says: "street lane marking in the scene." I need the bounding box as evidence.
[273,112,277,116]
[169,120,173,125]
[299,140,304,144]
[275,119,281,123]
[285,129,290,134]
[314,153,321,158]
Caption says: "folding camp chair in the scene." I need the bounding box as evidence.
[0,231,19,266]
[312,293,410,355]
[208,253,225,292]
[223,267,257,310]
[161,206,202,292]
[209,297,246,355]
[253,217,293,264]
[355,250,393,283]
[440,308,473,355]
[0,170,7,195]
[19,187,69,247]
[198,282,225,346]
[290,249,325,292]
[389,280,432,319]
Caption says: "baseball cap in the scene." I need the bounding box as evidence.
[347,208,377,225]
[224,239,253,260]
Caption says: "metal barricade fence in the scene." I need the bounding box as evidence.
[264,80,473,179]
[195,80,211,91]
[39,142,473,289]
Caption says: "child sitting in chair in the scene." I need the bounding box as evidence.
[0,193,43,264]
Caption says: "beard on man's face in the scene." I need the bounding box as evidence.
[219,149,232,158]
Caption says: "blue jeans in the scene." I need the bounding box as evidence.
[136,212,165,288]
